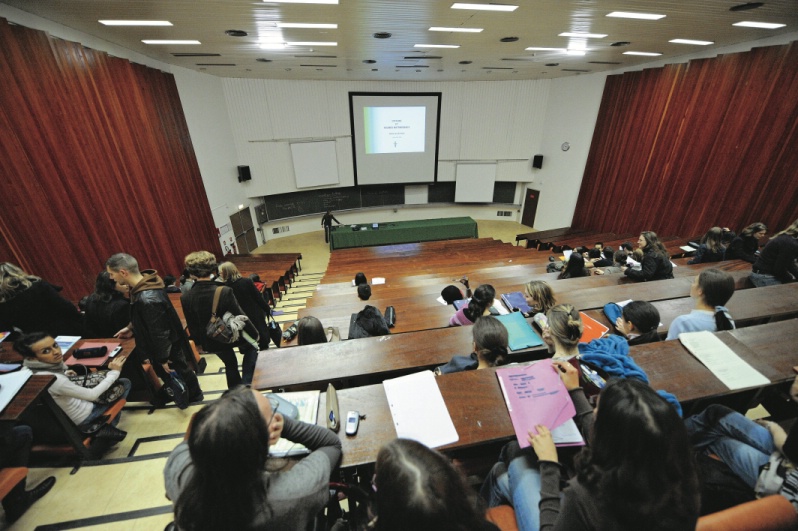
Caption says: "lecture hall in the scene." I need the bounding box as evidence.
[1,1,797,529]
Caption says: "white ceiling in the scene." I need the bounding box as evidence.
[3,0,797,81]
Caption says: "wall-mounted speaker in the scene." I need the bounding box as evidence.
[532,155,544,169]
[237,165,252,182]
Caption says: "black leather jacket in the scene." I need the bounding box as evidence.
[129,270,190,363]
[625,248,673,281]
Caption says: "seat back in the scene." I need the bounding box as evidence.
[696,495,798,531]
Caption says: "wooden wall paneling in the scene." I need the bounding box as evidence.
[0,18,219,301]
[572,41,798,239]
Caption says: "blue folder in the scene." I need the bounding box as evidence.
[495,312,545,351]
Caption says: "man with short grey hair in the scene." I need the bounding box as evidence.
[106,253,202,408]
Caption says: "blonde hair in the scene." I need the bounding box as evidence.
[217,262,242,282]
[523,280,556,314]
[774,219,798,238]
[546,304,583,348]
[0,263,40,303]
[184,251,217,278]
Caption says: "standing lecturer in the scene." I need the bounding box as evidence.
[321,210,341,243]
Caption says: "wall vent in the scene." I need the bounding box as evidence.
[271,226,290,234]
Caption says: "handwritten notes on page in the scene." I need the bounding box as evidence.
[496,361,577,449]
[679,331,769,390]
[383,371,459,449]
[268,390,321,457]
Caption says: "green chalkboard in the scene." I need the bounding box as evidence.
[492,182,517,204]
[263,188,361,220]
[361,185,405,207]
[428,182,456,203]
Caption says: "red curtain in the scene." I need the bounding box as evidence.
[0,19,219,302]
[572,42,798,239]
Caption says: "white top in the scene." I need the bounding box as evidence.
[666,309,716,341]
[48,370,120,424]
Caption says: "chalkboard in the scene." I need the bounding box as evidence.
[361,185,405,208]
[263,188,360,220]
[492,182,517,204]
[428,182,456,203]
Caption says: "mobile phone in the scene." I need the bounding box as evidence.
[345,411,360,436]
[109,347,123,358]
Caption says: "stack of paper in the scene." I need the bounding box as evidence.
[496,361,583,448]
[383,371,459,448]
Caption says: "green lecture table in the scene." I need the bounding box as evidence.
[329,217,478,250]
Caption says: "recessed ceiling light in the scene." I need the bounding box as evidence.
[286,41,337,46]
[545,63,559,66]
[610,41,631,47]
[559,32,607,38]
[373,32,392,39]
[459,60,472,64]
[606,12,666,20]
[670,38,714,45]
[256,58,272,62]
[277,23,338,29]
[415,44,460,49]
[451,3,519,12]
[623,51,662,56]
[363,59,376,64]
[729,2,764,11]
[429,27,483,33]
[525,47,566,52]
[500,36,519,42]
[142,40,201,45]
[99,20,173,26]
[225,29,248,37]
[733,21,786,29]
[265,0,338,3]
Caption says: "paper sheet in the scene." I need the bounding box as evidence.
[372,277,386,285]
[563,250,573,260]
[383,371,459,448]
[680,245,695,252]
[551,418,585,447]
[55,335,81,352]
[436,295,448,305]
[268,390,321,457]
[0,368,32,414]
[679,331,769,390]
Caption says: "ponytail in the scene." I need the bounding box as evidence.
[465,284,495,322]
[714,306,735,332]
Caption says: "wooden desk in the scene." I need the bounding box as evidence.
[0,374,55,422]
[253,324,548,391]
[313,320,798,469]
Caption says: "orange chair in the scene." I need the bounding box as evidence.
[31,399,127,459]
[485,505,518,531]
[0,468,28,501]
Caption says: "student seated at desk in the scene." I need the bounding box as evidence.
[688,227,727,264]
[727,222,766,263]
[522,280,556,317]
[684,374,798,512]
[449,284,496,327]
[435,316,509,374]
[80,271,130,339]
[602,301,662,346]
[622,232,673,281]
[666,268,736,340]
[15,332,130,436]
[481,374,699,531]
[593,250,628,276]
[297,316,327,345]
[751,219,798,287]
[164,386,341,531]
[557,254,589,280]
[369,438,499,531]
[540,304,583,360]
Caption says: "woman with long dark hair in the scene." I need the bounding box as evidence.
[666,268,735,340]
[483,373,699,531]
[165,386,341,531]
[751,219,798,287]
[449,284,496,327]
[296,316,328,345]
[726,222,766,263]
[623,231,673,281]
[557,254,589,280]
[688,226,726,264]
[369,438,499,530]
[81,271,130,338]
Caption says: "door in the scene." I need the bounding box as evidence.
[229,207,258,254]
[521,188,540,228]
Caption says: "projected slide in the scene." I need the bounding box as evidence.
[364,106,426,154]
[350,92,441,185]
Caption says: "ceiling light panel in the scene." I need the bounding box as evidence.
[559,32,607,38]
[276,23,338,29]
[670,39,714,45]
[451,3,519,12]
[606,12,666,20]
[733,21,786,29]
[415,44,460,49]
[286,41,338,46]
[623,51,662,56]
[99,20,172,26]
[265,0,338,3]
[142,40,201,45]
[429,27,483,33]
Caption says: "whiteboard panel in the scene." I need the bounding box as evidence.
[405,184,428,205]
[455,163,496,203]
[291,141,339,188]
